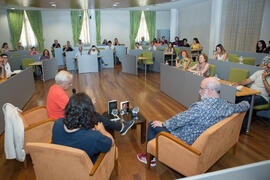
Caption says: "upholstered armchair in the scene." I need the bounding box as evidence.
[26,142,118,180]
[146,112,246,176]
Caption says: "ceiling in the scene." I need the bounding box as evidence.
[0,0,181,10]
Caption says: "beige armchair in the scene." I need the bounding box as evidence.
[26,142,118,180]
[146,112,246,176]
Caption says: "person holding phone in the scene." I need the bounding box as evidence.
[232,58,270,131]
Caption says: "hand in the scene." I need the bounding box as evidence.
[262,71,270,80]
[95,122,105,131]
[231,82,239,86]
[151,121,163,128]
[92,97,96,104]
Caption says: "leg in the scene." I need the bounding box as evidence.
[146,153,153,168]
[146,121,169,143]
[96,113,122,131]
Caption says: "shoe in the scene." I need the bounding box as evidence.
[120,120,135,136]
[103,63,108,66]
[137,153,156,167]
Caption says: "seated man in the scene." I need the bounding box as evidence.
[52,93,113,164]
[139,37,147,46]
[1,54,12,76]
[232,58,270,130]
[47,70,134,135]
[88,45,107,67]
[137,77,250,166]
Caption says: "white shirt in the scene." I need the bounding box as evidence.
[89,49,98,55]
[149,46,156,51]
[135,46,143,50]
[5,62,12,75]
[105,45,114,50]
[77,43,84,48]
[249,70,270,102]
[217,53,228,62]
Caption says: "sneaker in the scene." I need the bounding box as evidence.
[120,120,135,136]
[103,62,108,66]
[137,153,156,167]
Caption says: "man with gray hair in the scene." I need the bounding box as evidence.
[137,77,250,166]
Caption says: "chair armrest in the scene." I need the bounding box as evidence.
[89,153,106,175]
[156,132,201,159]
[23,106,47,115]
[24,118,55,131]
[23,106,49,126]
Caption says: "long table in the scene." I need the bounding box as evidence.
[0,68,35,134]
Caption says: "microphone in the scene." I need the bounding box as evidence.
[72,88,76,94]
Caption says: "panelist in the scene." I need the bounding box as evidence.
[188,53,210,77]
[137,77,250,166]
[47,70,134,135]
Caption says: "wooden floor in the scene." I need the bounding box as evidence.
[1,65,270,180]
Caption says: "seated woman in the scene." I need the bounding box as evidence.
[0,56,5,78]
[212,44,228,62]
[1,42,10,53]
[135,42,143,50]
[188,53,210,77]
[102,39,108,46]
[191,38,203,60]
[28,47,40,55]
[164,42,174,65]
[52,93,113,164]
[154,39,163,46]
[256,40,267,53]
[114,38,120,46]
[173,36,181,47]
[175,49,191,69]
[182,38,190,47]
[40,49,52,61]
[148,41,157,51]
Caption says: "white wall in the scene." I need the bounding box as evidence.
[0,9,12,49]
[178,0,212,56]
[260,0,270,43]
[42,10,73,50]
[100,10,130,48]
[156,10,170,35]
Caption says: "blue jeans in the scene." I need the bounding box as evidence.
[257,110,270,119]
[235,95,268,131]
[147,121,170,143]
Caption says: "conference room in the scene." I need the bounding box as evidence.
[0,0,270,179]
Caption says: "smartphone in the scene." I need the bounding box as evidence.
[108,100,117,115]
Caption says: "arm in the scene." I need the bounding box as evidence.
[188,63,197,71]
[262,71,270,94]
[88,49,91,55]
[212,52,217,60]
[201,63,210,76]
[222,52,228,62]
[232,78,252,86]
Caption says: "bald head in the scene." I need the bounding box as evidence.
[200,77,221,98]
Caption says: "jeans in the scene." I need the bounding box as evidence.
[235,95,268,131]
[96,113,122,132]
[147,121,170,143]
[256,110,270,119]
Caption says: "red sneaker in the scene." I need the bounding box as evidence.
[137,153,156,167]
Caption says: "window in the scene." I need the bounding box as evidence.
[19,10,38,48]
[135,11,150,43]
[79,10,90,45]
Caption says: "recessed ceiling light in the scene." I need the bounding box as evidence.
[113,2,120,7]
[11,8,15,10]
[49,1,55,4]
[51,4,56,7]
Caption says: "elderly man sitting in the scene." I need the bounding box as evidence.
[137,77,250,167]
[47,70,134,135]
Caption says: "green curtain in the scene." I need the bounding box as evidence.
[130,10,142,49]
[144,11,156,43]
[7,10,24,49]
[71,10,83,46]
[95,10,101,46]
[26,10,45,51]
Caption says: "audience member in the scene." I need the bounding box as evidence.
[47,71,134,135]
[28,47,39,55]
[40,49,52,61]
[164,42,174,65]
[182,38,190,47]
[1,54,12,76]
[148,41,157,51]
[0,56,5,78]
[139,37,147,46]
[1,42,10,53]
[176,49,191,69]
[62,41,73,57]
[75,46,84,57]
[52,93,113,164]
[256,40,267,53]
[16,42,24,51]
[114,38,120,46]
[212,44,228,62]
[88,45,100,55]
[137,77,250,166]
[173,36,182,47]
[77,39,84,48]
[51,40,61,57]
[135,42,143,50]
[232,58,270,131]
[106,41,114,50]
[188,53,210,77]
[161,36,168,45]
[191,38,203,52]
[154,39,162,46]
[102,39,108,46]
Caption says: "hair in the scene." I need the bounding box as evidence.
[180,49,190,58]
[1,53,8,58]
[31,47,36,51]
[183,38,187,42]
[205,78,221,94]
[216,44,226,53]
[64,93,97,130]
[199,53,208,62]
[168,42,173,48]
[43,49,50,56]
[55,70,73,85]
[256,40,266,51]
[263,56,270,66]
[108,41,112,44]
[2,42,8,48]
[193,38,200,44]
[135,42,139,45]
[102,39,107,44]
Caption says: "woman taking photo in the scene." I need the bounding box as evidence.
[175,49,191,69]
[212,44,228,62]
[188,53,210,77]
[256,40,267,53]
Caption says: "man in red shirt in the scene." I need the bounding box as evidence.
[47,70,134,135]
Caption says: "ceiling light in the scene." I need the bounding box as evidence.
[51,3,56,7]
[11,8,15,10]
[113,2,120,7]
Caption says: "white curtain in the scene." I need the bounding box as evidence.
[223,0,265,52]
[135,11,150,43]
[79,10,90,46]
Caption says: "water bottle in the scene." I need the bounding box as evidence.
[239,56,243,64]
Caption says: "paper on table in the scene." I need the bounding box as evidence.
[236,85,244,91]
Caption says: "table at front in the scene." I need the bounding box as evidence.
[164,52,174,65]
[102,111,146,144]
[136,57,148,76]
[220,80,261,134]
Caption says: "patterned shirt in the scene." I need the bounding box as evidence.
[164,98,250,145]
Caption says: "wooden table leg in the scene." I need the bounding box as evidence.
[141,121,146,144]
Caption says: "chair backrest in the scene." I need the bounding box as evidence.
[228,68,249,82]
[228,56,240,63]
[209,64,216,77]
[243,57,255,66]
[21,58,34,69]
[141,51,153,64]
[192,112,246,173]
[174,48,180,56]
[11,54,21,58]
[27,143,93,180]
